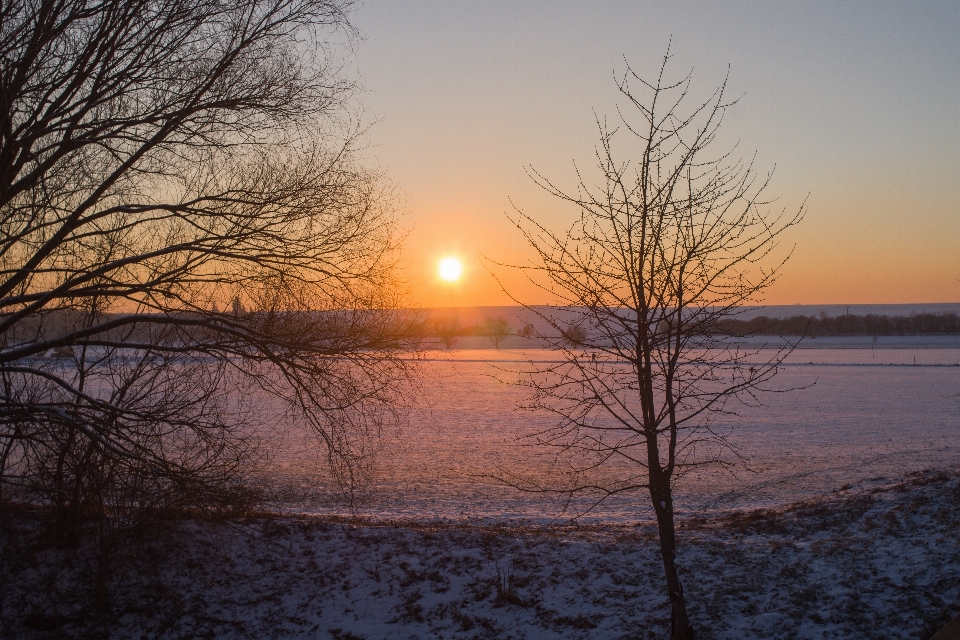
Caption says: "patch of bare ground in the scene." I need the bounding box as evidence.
[1,469,958,639]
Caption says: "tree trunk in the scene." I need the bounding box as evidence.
[651,482,695,640]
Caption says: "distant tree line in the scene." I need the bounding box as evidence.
[716,313,960,337]
[420,311,960,345]
[422,317,535,349]
[423,318,515,337]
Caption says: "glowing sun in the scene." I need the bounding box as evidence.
[438,257,463,282]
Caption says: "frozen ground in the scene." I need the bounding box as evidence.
[267,346,960,522]
[4,343,958,638]
[2,468,958,639]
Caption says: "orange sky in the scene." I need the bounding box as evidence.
[353,2,960,308]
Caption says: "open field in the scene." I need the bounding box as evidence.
[267,345,960,523]
[3,342,958,639]
[2,469,958,639]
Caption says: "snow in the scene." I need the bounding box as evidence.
[3,469,958,639]
[265,347,960,523]
[3,342,959,638]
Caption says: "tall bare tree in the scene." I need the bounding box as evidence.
[0,0,414,524]
[502,51,803,639]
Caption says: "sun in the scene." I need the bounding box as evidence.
[438,256,463,282]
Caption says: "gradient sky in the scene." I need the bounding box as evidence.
[348,1,960,307]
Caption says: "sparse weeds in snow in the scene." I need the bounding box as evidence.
[1,469,959,639]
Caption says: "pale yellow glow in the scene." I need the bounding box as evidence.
[438,256,463,282]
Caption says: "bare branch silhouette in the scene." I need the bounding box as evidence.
[494,48,804,640]
[0,0,417,527]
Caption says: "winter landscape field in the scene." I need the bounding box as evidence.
[4,1,960,638]
[6,336,958,639]
[269,337,960,524]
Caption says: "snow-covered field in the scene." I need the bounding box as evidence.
[268,345,960,523]
[3,469,958,639]
[3,343,959,639]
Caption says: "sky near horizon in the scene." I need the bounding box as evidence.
[348,1,960,308]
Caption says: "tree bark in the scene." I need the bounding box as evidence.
[651,476,695,640]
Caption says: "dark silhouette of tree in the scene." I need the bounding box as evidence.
[432,316,461,349]
[0,0,414,526]
[501,50,803,639]
[482,317,512,349]
[560,322,588,347]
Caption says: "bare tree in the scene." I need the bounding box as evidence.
[500,51,803,639]
[559,322,587,347]
[0,0,415,525]
[432,316,461,349]
[481,317,512,349]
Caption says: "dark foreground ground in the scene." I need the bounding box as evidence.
[2,469,959,640]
